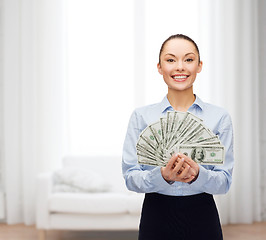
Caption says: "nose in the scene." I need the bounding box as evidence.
[175,60,184,71]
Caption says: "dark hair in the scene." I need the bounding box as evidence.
[159,34,201,64]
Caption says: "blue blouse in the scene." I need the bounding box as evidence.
[122,95,234,196]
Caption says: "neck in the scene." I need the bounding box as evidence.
[167,88,195,112]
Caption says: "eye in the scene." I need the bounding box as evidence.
[185,58,194,62]
[167,59,175,63]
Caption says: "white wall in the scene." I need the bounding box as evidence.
[258,0,266,221]
[0,0,3,180]
[0,0,265,223]
[0,0,5,221]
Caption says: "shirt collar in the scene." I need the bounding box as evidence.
[160,94,204,113]
[160,96,173,113]
[191,94,204,111]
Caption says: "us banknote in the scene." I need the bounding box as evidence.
[136,111,225,166]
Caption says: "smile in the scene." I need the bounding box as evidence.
[172,75,189,82]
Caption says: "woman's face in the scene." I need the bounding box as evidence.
[157,38,202,92]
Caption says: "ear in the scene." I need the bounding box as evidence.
[157,63,163,75]
[197,61,203,73]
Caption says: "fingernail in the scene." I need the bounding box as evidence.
[181,158,185,161]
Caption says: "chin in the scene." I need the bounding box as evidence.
[169,85,193,92]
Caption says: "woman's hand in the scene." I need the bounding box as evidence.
[161,153,198,183]
[178,153,200,182]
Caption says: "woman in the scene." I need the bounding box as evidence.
[122,34,234,239]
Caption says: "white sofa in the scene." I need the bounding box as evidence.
[36,156,144,240]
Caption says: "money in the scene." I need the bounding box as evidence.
[169,145,224,165]
[136,111,225,166]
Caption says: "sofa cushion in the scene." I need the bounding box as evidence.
[49,192,130,214]
[53,166,111,193]
[62,156,128,193]
[126,193,145,215]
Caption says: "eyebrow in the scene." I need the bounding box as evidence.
[165,52,196,57]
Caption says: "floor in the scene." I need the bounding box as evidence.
[0,222,266,240]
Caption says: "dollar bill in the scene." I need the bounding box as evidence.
[191,136,221,145]
[178,145,224,165]
[166,112,203,149]
[149,121,163,143]
[160,117,167,147]
[181,125,215,144]
[136,111,225,166]
[166,111,187,148]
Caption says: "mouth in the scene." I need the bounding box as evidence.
[172,74,189,82]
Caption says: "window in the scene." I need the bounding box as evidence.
[66,0,134,156]
[66,0,203,156]
[143,0,201,104]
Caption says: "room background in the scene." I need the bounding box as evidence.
[0,0,266,226]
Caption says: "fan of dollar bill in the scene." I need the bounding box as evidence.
[136,111,225,167]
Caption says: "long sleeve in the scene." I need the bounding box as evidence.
[189,112,234,194]
[122,110,171,193]
[121,95,234,196]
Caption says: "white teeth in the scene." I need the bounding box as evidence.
[173,75,187,79]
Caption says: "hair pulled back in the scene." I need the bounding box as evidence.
[159,34,201,64]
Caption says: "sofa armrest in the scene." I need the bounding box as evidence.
[36,172,53,229]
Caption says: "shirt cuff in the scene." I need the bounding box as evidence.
[150,167,174,190]
[189,165,209,191]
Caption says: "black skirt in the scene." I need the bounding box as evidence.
[138,192,223,240]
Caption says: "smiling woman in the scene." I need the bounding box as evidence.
[122,34,234,239]
[157,36,203,106]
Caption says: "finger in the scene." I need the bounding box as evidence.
[178,163,190,178]
[190,168,197,176]
[177,162,187,174]
[179,153,199,173]
[173,155,184,168]
[173,157,185,174]
[182,175,195,183]
[179,153,196,166]
[166,153,179,170]
[181,162,189,168]
[182,162,196,175]
[178,153,190,161]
